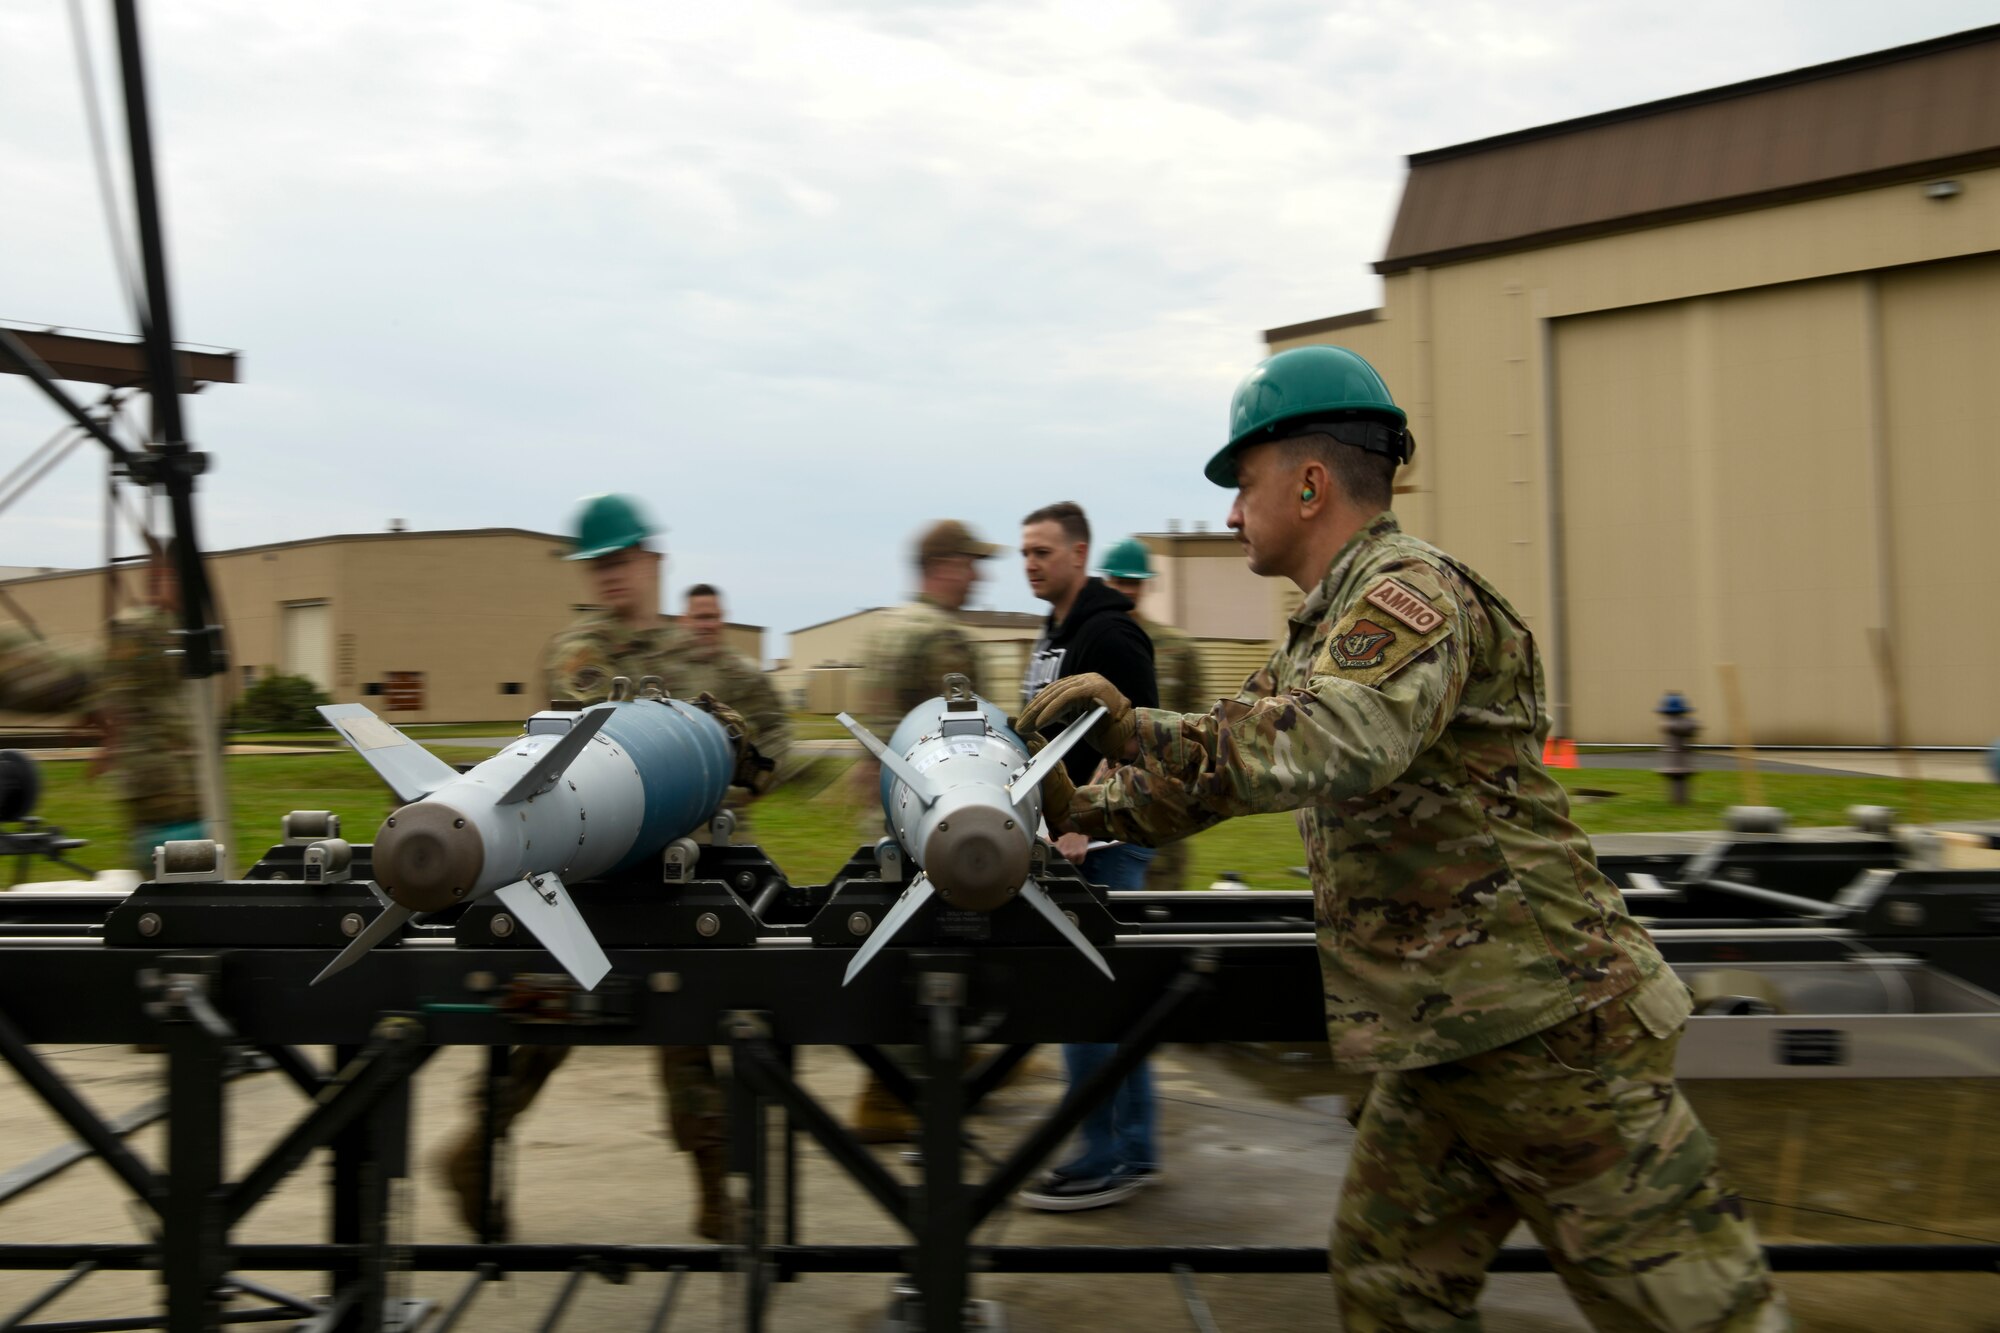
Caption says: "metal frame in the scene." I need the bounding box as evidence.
[0,934,1995,1333]
[2,832,1999,1330]
[0,984,432,1333]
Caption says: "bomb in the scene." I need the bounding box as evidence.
[314,693,735,989]
[837,674,1110,983]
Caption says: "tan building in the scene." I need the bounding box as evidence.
[783,608,1048,712]
[784,601,1273,714]
[1132,528,1301,634]
[0,529,765,726]
[1263,26,2000,745]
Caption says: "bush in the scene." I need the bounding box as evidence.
[231,673,332,732]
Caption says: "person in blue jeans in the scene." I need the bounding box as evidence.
[1019,839,1160,1210]
[1015,500,1161,1212]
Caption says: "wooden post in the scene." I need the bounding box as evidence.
[1715,663,1765,808]
[1867,627,1928,827]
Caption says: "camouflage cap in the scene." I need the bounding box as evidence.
[915,520,1001,565]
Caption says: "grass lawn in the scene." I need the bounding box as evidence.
[227,721,526,746]
[10,746,494,882]
[12,753,1998,889]
[231,716,853,746]
[788,714,862,742]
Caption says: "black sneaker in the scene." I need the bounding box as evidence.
[1018,1163,1157,1212]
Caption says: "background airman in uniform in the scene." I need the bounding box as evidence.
[443,494,783,1243]
[93,551,202,866]
[675,581,793,831]
[847,518,998,1142]
[0,627,91,715]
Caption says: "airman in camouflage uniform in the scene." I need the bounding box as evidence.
[848,519,998,1142]
[545,607,792,792]
[98,595,203,865]
[443,495,778,1243]
[855,519,997,792]
[1137,618,1203,716]
[0,627,91,714]
[1023,347,1786,1331]
[676,582,794,796]
[1100,537,1208,891]
[857,597,983,739]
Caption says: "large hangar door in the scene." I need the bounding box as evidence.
[1880,254,2000,745]
[1554,279,1878,743]
[282,601,333,692]
[1553,302,1698,741]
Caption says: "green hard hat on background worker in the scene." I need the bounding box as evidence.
[1098,537,1155,581]
[566,493,655,560]
[1204,345,1414,487]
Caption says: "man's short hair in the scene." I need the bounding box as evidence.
[1278,435,1397,509]
[684,583,720,601]
[1021,501,1090,548]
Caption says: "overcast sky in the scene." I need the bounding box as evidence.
[1,1,1988,656]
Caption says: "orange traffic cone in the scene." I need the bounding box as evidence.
[1542,736,1578,769]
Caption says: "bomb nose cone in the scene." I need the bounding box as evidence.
[926,803,1030,912]
[373,802,484,913]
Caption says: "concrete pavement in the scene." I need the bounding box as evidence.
[3,1040,1991,1329]
[0,1044,1583,1332]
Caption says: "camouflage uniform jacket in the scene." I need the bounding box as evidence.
[1134,615,1207,715]
[685,640,793,780]
[859,596,980,738]
[98,606,201,826]
[0,628,91,714]
[1071,511,1678,1073]
[543,612,792,770]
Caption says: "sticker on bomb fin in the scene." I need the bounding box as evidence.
[1364,577,1445,633]
[1331,619,1396,669]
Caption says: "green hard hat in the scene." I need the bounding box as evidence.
[1099,537,1154,580]
[1204,345,1411,487]
[566,493,655,561]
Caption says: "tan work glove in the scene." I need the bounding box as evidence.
[1024,732,1077,833]
[1014,673,1136,762]
[694,693,777,794]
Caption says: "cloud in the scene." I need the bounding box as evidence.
[0,0,1986,654]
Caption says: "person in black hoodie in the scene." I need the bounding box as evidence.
[1014,500,1163,1212]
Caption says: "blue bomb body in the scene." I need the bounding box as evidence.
[315,696,736,990]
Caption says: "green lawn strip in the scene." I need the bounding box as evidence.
[238,717,850,745]
[16,745,498,881]
[228,721,527,746]
[787,714,862,742]
[15,755,1996,891]
[1554,766,2000,833]
[1183,767,2000,889]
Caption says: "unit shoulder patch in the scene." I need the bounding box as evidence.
[1331,619,1396,669]
[1364,577,1445,633]
[1315,584,1455,689]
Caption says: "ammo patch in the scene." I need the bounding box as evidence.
[1316,593,1454,689]
[1364,577,1444,633]
[1331,619,1396,669]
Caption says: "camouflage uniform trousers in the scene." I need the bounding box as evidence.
[474,1043,725,1154]
[1334,992,1788,1332]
